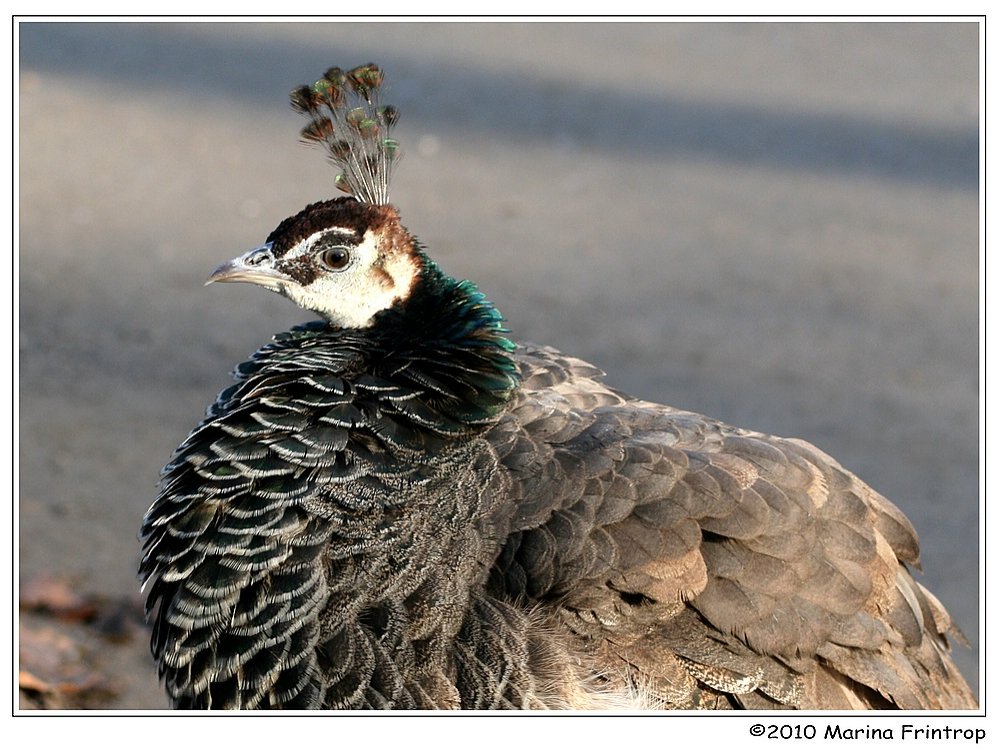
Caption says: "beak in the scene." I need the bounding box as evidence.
[205,243,291,289]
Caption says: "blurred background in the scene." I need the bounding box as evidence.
[17,21,980,709]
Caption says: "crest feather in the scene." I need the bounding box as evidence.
[290,63,400,206]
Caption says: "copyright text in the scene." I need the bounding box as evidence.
[748,723,986,743]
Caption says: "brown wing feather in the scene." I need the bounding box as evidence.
[488,344,976,709]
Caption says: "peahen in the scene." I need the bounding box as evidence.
[139,63,976,710]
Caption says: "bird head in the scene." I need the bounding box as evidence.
[207,197,422,328]
[206,64,419,329]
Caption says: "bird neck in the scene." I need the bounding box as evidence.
[363,252,521,426]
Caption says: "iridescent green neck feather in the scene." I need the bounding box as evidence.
[234,255,520,431]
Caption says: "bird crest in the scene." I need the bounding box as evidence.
[290,63,400,206]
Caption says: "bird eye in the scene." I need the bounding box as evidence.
[320,246,351,270]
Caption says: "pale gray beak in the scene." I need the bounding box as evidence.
[205,243,291,288]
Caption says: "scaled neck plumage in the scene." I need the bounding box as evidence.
[240,255,520,435]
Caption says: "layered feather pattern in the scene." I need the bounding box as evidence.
[142,322,976,709]
[483,346,975,709]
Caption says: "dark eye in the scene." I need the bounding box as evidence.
[320,246,351,270]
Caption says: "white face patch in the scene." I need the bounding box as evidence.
[280,228,418,328]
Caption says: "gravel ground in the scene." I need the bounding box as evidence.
[17,20,980,709]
